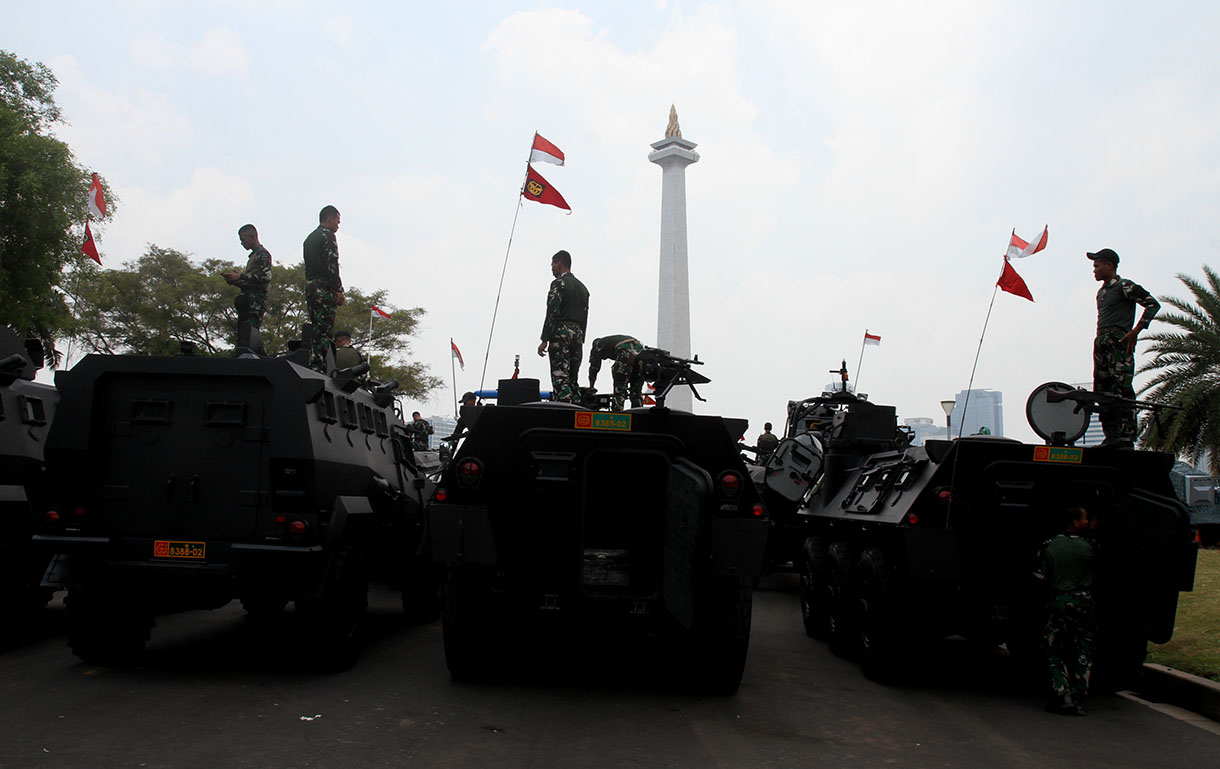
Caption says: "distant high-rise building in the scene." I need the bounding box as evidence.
[951,389,1004,437]
[426,415,458,449]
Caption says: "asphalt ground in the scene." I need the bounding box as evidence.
[2,576,1218,769]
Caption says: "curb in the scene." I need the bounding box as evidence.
[1134,663,1220,722]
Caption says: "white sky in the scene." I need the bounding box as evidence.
[10,1,1220,442]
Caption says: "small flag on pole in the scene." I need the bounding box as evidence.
[450,338,464,370]
[81,221,101,264]
[863,331,881,346]
[997,259,1034,302]
[371,305,392,320]
[1005,226,1048,259]
[87,173,106,219]
[529,133,565,166]
[522,165,571,212]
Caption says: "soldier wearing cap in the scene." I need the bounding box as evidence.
[1088,248,1160,448]
[333,330,364,370]
[536,249,590,403]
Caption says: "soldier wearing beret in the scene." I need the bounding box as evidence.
[1088,248,1160,448]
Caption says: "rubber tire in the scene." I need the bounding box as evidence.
[854,547,902,682]
[65,589,154,666]
[685,576,754,696]
[441,564,504,682]
[800,537,831,639]
[826,541,856,657]
[296,547,369,672]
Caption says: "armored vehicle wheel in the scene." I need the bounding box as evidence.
[800,537,831,639]
[441,564,506,682]
[65,590,154,665]
[854,547,902,682]
[684,575,754,695]
[826,541,856,656]
[296,547,368,671]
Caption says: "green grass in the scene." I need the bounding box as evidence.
[1146,547,1220,682]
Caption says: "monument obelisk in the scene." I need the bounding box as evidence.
[649,105,699,412]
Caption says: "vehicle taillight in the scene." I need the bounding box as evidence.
[904,512,920,525]
[936,489,952,503]
[44,510,60,523]
[717,471,743,499]
[288,520,307,535]
[73,507,86,516]
[751,503,765,518]
[457,458,484,489]
[435,488,448,502]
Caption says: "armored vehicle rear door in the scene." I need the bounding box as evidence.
[100,376,269,540]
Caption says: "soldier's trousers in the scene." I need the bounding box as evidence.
[306,280,339,373]
[609,339,645,411]
[548,321,584,403]
[1093,327,1136,443]
[237,290,267,330]
[1042,589,1096,703]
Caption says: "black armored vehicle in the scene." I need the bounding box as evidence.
[0,328,58,624]
[33,346,435,666]
[758,380,1197,683]
[429,359,769,694]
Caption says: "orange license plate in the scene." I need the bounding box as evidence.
[153,540,206,559]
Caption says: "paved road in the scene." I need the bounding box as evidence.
[2,577,1216,769]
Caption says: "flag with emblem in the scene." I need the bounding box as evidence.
[80,221,101,265]
[522,165,571,212]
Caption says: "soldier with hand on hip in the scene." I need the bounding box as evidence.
[537,250,589,403]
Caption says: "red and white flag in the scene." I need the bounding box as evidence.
[81,221,101,265]
[87,173,106,219]
[1005,226,1048,259]
[371,305,392,320]
[529,133,565,166]
[863,331,881,346]
[522,165,571,212]
[997,259,1034,302]
[450,338,464,370]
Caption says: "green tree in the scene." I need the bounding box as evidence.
[0,50,113,364]
[1138,265,1220,474]
[70,245,441,398]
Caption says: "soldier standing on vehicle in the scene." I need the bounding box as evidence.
[756,422,780,461]
[536,250,589,403]
[1089,248,1160,448]
[303,205,346,373]
[409,411,433,451]
[1035,503,1099,715]
[222,224,272,329]
[588,334,644,411]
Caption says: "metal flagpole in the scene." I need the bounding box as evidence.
[854,331,868,391]
[451,338,459,418]
[478,137,536,395]
[961,268,1005,439]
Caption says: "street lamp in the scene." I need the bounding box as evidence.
[940,399,956,440]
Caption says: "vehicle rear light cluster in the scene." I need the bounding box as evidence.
[434,488,448,502]
[44,509,60,523]
[751,503,765,518]
[457,458,484,489]
[717,471,743,500]
[903,512,921,526]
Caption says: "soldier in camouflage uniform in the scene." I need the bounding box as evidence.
[1089,248,1160,448]
[222,224,272,329]
[536,250,589,403]
[303,205,346,373]
[588,334,645,411]
[1035,504,1098,715]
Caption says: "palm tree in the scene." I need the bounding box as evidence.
[1138,265,1220,474]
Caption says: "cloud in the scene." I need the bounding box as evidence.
[130,27,250,75]
[325,16,356,48]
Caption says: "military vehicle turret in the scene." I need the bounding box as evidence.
[32,346,435,667]
[0,328,58,626]
[429,355,769,694]
[758,379,1197,684]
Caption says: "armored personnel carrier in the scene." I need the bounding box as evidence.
[429,360,769,694]
[758,380,1197,684]
[0,328,58,625]
[32,346,435,667]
